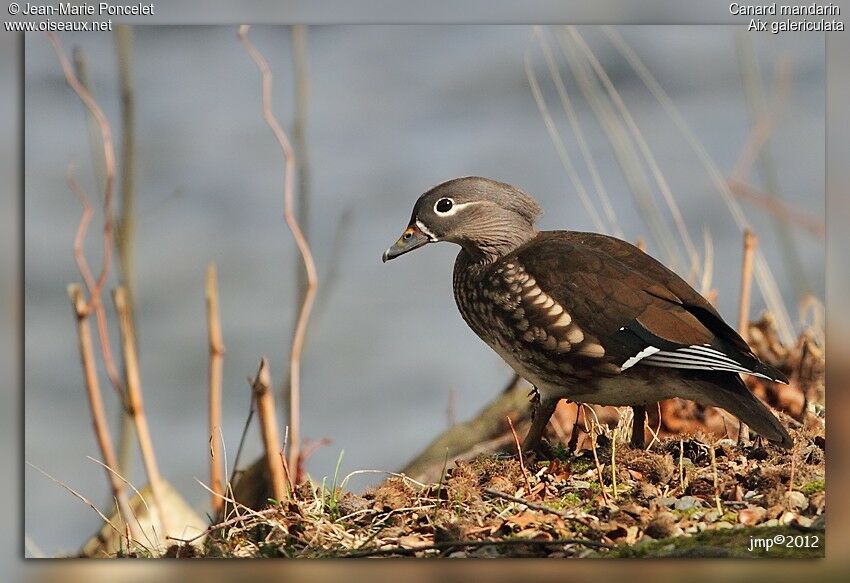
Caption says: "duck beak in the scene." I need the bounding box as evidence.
[382,225,431,262]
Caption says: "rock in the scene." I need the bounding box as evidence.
[714,521,733,529]
[780,511,797,525]
[786,490,808,512]
[80,480,207,558]
[763,518,779,527]
[655,496,677,508]
[738,506,767,526]
[644,511,677,539]
[674,496,702,511]
[795,516,813,528]
[704,510,721,522]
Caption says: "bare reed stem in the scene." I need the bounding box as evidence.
[113,286,173,540]
[250,358,288,502]
[67,284,139,541]
[738,229,758,339]
[239,25,318,478]
[737,229,756,446]
[206,263,226,515]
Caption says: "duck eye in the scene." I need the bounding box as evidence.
[435,198,454,214]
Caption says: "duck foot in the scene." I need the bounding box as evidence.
[630,405,646,449]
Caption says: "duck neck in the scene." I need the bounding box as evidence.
[460,224,538,266]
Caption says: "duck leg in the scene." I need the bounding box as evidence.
[522,393,559,455]
[630,405,646,449]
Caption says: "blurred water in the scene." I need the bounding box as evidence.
[24,26,824,555]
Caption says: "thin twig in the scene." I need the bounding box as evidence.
[228,394,256,488]
[239,24,318,477]
[603,26,795,344]
[728,179,824,239]
[734,42,808,298]
[483,488,586,524]
[86,456,161,551]
[113,286,173,540]
[27,462,128,545]
[583,405,609,505]
[567,26,700,278]
[700,227,714,297]
[534,27,623,237]
[709,442,723,515]
[555,28,681,268]
[114,25,138,312]
[249,358,288,502]
[611,421,618,500]
[113,26,139,478]
[506,415,533,496]
[66,284,140,542]
[524,41,606,233]
[206,263,225,515]
[49,33,124,395]
[168,508,279,546]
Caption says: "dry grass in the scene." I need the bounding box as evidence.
[171,421,823,559]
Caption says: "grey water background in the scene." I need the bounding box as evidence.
[24,26,823,555]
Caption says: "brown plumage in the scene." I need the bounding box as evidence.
[383,177,792,451]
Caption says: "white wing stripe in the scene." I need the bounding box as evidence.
[620,346,660,370]
[677,346,743,366]
[644,355,743,370]
[660,349,743,368]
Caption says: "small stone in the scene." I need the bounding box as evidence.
[448,551,468,558]
[786,490,808,512]
[738,506,767,525]
[795,516,813,528]
[714,521,733,530]
[571,480,592,490]
[704,510,721,522]
[763,518,779,527]
[674,496,702,511]
[655,496,677,508]
[644,511,677,539]
[780,511,797,525]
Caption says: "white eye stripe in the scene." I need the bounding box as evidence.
[433,199,478,217]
